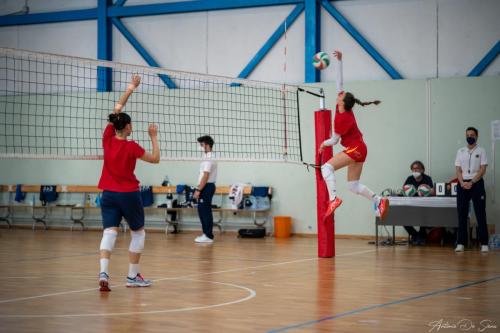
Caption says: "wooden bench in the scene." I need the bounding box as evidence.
[1,185,88,231]
[0,185,273,234]
[158,186,272,234]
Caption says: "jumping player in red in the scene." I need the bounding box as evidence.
[320,51,389,221]
[97,74,160,291]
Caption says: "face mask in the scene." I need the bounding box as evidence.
[466,137,476,145]
[412,172,422,179]
[199,146,206,153]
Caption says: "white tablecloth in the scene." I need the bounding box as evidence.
[387,196,456,208]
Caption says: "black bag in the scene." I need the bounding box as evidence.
[238,228,266,238]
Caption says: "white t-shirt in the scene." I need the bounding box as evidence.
[455,145,488,180]
[198,152,217,184]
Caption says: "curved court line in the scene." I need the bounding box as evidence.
[0,279,256,318]
[266,274,500,332]
[0,248,378,305]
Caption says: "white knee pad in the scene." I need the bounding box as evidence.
[129,229,145,253]
[100,228,118,252]
[348,181,375,201]
[321,163,334,178]
[348,181,361,194]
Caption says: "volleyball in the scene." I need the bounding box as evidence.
[417,184,432,197]
[312,52,330,70]
[403,184,417,197]
[381,188,393,197]
[395,188,405,197]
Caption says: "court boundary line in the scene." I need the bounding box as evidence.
[0,248,376,305]
[266,274,500,332]
[0,279,256,318]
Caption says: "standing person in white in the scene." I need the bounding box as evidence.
[454,127,489,253]
[193,135,217,243]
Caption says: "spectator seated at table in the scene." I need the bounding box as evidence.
[402,160,435,245]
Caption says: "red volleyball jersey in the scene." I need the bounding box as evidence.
[98,124,145,192]
[334,103,364,148]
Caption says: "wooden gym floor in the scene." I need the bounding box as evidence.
[0,229,498,333]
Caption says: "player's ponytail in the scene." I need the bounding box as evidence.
[108,112,131,131]
[343,92,381,110]
[354,98,381,107]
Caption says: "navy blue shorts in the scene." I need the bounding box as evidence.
[101,191,144,231]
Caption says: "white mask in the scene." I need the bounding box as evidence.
[199,146,206,153]
[412,172,422,179]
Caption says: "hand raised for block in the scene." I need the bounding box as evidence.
[333,50,342,61]
[128,74,141,91]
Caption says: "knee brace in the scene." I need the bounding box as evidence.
[321,163,334,179]
[129,229,145,253]
[348,181,361,194]
[100,228,118,252]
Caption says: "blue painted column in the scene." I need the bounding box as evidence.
[97,0,113,92]
[305,0,321,83]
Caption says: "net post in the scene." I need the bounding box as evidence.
[314,107,334,258]
[97,0,113,92]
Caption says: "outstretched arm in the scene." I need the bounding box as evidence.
[140,124,160,164]
[334,51,343,94]
[113,74,141,114]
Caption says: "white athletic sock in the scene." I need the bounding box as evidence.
[321,164,337,201]
[128,264,140,278]
[359,184,377,202]
[348,181,378,202]
[100,258,109,275]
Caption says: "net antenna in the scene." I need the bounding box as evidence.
[0,47,303,163]
[282,20,288,159]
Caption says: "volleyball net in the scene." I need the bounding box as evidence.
[0,48,303,162]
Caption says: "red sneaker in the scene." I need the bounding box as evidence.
[378,197,389,220]
[324,197,343,221]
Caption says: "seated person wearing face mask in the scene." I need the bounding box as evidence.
[403,160,434,245]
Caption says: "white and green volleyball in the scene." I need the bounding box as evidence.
[403,184,417,197]
[312,52,330,70]
[395,188,405,197]
[417,184,432,197]
[381,188,393,197]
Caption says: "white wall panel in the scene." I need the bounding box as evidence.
[438,0,500,77]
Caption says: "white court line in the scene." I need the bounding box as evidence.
[0,279,256,318]
[0,248,378,305]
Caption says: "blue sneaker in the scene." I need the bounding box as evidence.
[373,200,381,218]
[126,273,152,287]
[99,272,111,292]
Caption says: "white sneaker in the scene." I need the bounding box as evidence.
[455,244,465,252]
[195,234,213,243]
[481,245,489,253]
